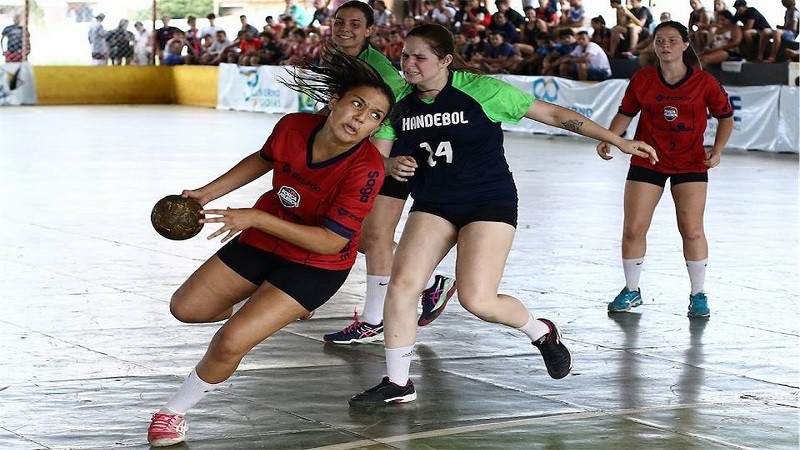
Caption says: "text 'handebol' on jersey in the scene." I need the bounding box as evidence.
[402,111,469,131]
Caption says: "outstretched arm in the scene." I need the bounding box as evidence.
[183,150,274,206]
[596,112,633,160]
[526,100,658,164]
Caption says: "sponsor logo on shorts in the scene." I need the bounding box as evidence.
[278,186,300,208]
[663,106,679,122]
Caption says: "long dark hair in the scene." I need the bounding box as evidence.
[653,20,702,69]
[279,43,396,115]
[406,23,474,72]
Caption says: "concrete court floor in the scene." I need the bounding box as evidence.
[0,105,797,450]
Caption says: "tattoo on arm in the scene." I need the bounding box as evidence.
[560,119,583,134]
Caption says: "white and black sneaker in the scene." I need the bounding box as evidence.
[532,318,572,379]
[349,376,417,407]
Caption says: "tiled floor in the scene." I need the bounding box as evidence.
[1,105,797,449]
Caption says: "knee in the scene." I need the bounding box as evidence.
[208,327,248,362]
[457,292,497,322]
[678,225,705,242]
[622,224,648,243]
[170,289,208,323]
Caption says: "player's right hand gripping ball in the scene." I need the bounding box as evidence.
[151,195,204,240]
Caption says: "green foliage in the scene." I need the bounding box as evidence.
[157,0,214,19]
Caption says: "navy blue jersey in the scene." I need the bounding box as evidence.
[376,71,534,211]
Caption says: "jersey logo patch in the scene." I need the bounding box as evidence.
[663,106,678,122]
[278,186,301,208]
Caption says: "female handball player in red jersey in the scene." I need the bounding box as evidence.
[598,21,734,318]
[146,50,394,447]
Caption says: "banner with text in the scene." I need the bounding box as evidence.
[217,68,799,153]
[0,62,37,106]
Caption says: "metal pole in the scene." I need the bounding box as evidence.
[152,0,157,64]
[22,0,30,61]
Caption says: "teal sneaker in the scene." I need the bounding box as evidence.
[608,287,643,312]
[687,292,710,318]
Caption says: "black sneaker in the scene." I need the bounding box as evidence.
[532,318,572,379]
[349,376,417,407]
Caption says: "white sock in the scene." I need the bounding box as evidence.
[160,368,220,415]
[622,258,644,291]
[686,259,708,295]
[386,345,414,385]
[361,275,390,325]
[516,313,550,342]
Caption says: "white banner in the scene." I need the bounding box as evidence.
[703,85,782,151]
[499,76,628,136]
[0,61,37,106]
[777,86,799,153]
[217,63,307,114]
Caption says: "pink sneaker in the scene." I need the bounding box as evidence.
[147,412,187,447]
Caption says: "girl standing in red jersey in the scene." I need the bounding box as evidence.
[597,20,734,318]
[145,50,394,447]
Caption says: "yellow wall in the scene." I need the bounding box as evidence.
[33,66,218,107]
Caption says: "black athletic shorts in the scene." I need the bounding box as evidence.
[410,202,518,229]
[216,238,350,311]
[627,165,708,188]
[378,175,411,200]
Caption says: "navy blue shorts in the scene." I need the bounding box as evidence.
[216,238,350,311]
[410,202,517,229]
[627,165,708,188]
[378,175,411,200]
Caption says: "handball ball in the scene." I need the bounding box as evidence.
[151,195,204,240]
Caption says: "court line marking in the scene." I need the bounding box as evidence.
[309,402,744,450]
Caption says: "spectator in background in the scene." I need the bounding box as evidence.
[107,19,134,65]
[463,28,490,63]
[155,16,182,63]
[475,30,521,73]
[279,28,309,65]
[534,0,558,35]
[284,0,309,27]
[310,0,334,28]
[517,7,543,56]
[199,29,232,65]
[688,0,712,50]
[561,30,611,80]
[401,15,417,36]
[542,27,577,75]
[385,29,404,67]
[590,15,611,55]
[199,13,224,48]
[430,0,457,28]
[265,15,284,36]
[237,28,262,65]
[163,30,194,65]
[466,0,493,30]
[610,0,652,58]
[488,12,521,43]
[240,15,260,38]
[732,0,771,60]
[88,13,109,65]
[133,21,153,65]
[186,16,203,59]
[2,13,24,62]
[279,14,297,38]
[495,0,525,28]
[699,9,742,64]
[765,0,799,62]
[373,1,393,28]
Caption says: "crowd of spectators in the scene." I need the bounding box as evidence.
[3,0,798,77]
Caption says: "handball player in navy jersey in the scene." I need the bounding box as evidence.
[349,23,658,406]
[322,1,457,345]
[146,50,394,446]
[598,21,733,318]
